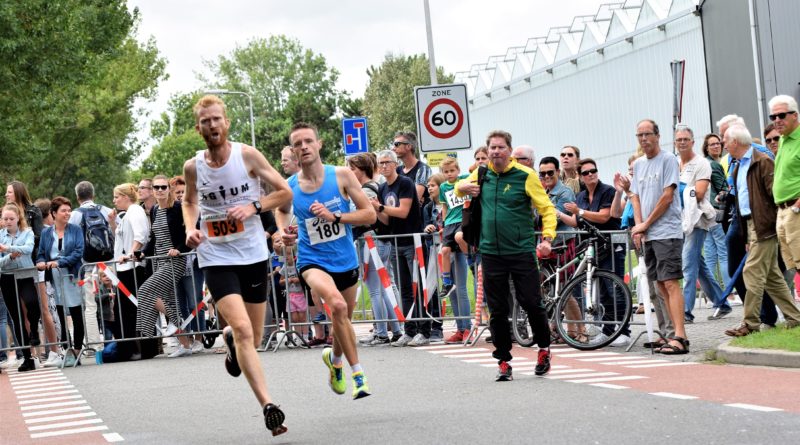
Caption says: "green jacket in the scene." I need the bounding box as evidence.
[457,158,556,255]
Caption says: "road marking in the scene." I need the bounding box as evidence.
[417,344,472,351]
[577,355,635,362]
[104,432,125,442]
[724,403,783,412]
[545,368,596,375]
[6,368,62,377]
[28,418,104,431]
[17,389,80,399]
[25,412,98,424]
[589,383,629,389]
[649,392,698,400]
[15,385,76,395]
[20,400,88,411]
[557,351,621,358]
[431,348,489,354]
[480,361,533,367]
[19,395,84,405]
[22,406,93,417]
[461,357,534,363]
[30,425,109,439]
[567,375,647,384]
[625,362,698,368]
[7,370,63,381]
[11,378,70,389]
[545,372,619,380]
[600,359,668,366]
[444,352,494,358]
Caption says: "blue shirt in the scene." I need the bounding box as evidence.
[734,147,754,217]
[547,180,576,240]
[727,142,772,195]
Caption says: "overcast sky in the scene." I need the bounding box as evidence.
[128,0,608,155]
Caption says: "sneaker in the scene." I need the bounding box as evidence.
[64,352,81,368]
[1,358,22,369]
[191,340,204,353]
[534,349,551,376]
[390,332,403,343]
[725,323,758,337]
[368,336,390,346]
[359,333,377,345]
[322,347,346,395]
[391,334,413,347]
[352,371,371,399]
[445,330,464,344]
[130,353,142,361]
[610,334,631,347]
[159,323,179,337]
[263,403,287,436]
[408,333,430,347]
[495,361,513,382]
[168,345,193,358]
[429,331,444,343]
[307,338,327,348]
[42,351,64,368]
[17,357,37,372]
[707,306,733,320]
[223,327,241,377]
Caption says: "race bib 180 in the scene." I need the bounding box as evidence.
[305,217,345,245]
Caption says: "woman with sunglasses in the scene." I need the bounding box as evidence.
[137,175,194,357]
[558,145,583,195]
[562,158,630,346]
[763,123,781,156]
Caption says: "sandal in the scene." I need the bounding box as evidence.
[568,332,589,344]
[657,336,689,355]
[643,339,667,349]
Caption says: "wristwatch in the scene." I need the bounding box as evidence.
[792,206,800,214]
[542,236,553,243]
[333,211,342,224]
[252,200,262,214]
[578,209,586,218]
[378,205,385,213]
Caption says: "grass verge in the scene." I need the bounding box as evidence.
[729,325,800,352]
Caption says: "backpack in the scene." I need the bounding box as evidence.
[78,205,114,262]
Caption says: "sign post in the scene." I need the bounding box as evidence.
[414,84,471,153]
[342,117,370,156]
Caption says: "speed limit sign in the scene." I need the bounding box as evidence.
[414,83,472,152]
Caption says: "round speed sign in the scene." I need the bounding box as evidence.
[422,98,464,139]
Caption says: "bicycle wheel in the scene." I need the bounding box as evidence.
[511,300,535,347]
[554,270,632,350]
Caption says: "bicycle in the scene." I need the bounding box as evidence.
[512,220,632,350]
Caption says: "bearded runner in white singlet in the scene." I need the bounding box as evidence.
[277,122,376,400]
[182,95,292,437]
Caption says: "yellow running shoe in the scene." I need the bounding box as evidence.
[322,347,346,395]
[352,371,371,400]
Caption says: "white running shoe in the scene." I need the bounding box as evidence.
[610,334,631,347]
[1,357,21,369]
[190,340,204,353]
[42,351,64,368]
[159,323,179,337]
[168,345,193,358]
[408,333,431,347]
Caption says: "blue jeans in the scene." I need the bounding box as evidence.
[448,251,472,331]
[703,223,730,291]
[176,262,206,333]
[684,228,726,318]
[364,239,401,337]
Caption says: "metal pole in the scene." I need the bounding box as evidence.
[423,0,438,86]
[247,93,256,148]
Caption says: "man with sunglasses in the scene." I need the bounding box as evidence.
[512,145,536,169]
[770,95,800,293]
[392,131,432,206]
[538,156,575,245]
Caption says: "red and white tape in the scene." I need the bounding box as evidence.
[364,234,405,322]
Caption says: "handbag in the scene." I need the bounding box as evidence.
[461,165,488,247]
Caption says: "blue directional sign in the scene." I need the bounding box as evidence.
[342,117,369,156]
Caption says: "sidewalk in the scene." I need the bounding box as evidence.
[626,299,800,368]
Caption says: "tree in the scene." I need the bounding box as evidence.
[137,92,204,178]
[200,35,358,167]
[0,1,166,203]
[363,53,454,150]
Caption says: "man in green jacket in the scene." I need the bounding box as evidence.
[457,130,557,381]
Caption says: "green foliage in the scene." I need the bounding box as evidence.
[0,1,166,204]
[137,92,204,179]
[363,53,454,150]
[201,35,359,167]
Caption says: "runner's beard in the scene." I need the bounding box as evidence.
[204,126,229,149]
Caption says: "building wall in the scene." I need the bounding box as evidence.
[464,12,709,183]
[754,0,800,116]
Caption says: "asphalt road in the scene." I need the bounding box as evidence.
[4,326,800,445]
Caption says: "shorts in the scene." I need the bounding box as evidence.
[443,223,462,250]
[202,260,269,304]
[298,265,359,293]
[643,238,683,282]
[288,292,308,312]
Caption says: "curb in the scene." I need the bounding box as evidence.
[715,340,800,368]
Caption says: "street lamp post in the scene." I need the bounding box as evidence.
[205,89,256,148]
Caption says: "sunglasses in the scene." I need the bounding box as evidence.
[580,168,598,176]
[769,111,796,121]
[153,185,169,191]
[560,152,575,158]
[539,170,556,178]
[765,136,781,144]
[392,141,410,147]
[515,157,530,161]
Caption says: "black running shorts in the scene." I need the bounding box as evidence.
[298,265,359,293]
[203,260,269,304]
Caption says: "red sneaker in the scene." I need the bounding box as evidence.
[535,348,551,376]
[445,331,464,344]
